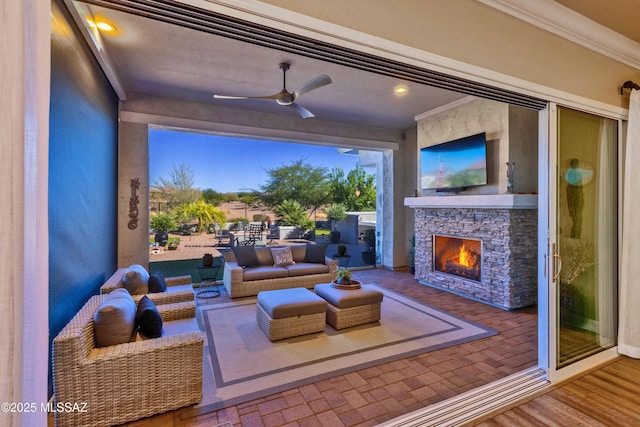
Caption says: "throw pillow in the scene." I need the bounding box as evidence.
[136,295,163,339]
[123,264,149,295]
[94,288,137,347]
[148,271,167,293]
[271,246,295,267]
[233,246,259,268]
[304,244,328,264]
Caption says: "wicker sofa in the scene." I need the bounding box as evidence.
[100,267,195,304]
[52,295,204,427]
[223,245,338,298]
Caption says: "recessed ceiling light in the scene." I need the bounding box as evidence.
[87,19,116,32]
[96,21,116,32]
[394,85,408,95]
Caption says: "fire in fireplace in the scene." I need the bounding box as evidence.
[433,235,482,282]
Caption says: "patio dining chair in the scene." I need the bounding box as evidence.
[236,224,263,246]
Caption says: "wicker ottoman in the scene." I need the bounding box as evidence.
[257,288,328,341]
[314,283,384,330]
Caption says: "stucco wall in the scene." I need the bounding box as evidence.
[262,0,639,108]
[415,98,538,195]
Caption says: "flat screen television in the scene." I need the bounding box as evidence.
[420,132,487,192]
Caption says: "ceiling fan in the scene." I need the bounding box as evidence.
[213,62,331,119]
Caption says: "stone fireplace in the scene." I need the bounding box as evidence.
[406,195,537,310]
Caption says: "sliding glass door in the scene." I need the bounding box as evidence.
[552,106,618,369]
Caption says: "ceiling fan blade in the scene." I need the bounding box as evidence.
[294,74,331,98]
[288,103,315,119]
[213,93,280,100]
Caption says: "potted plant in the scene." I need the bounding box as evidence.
[150,213,177,247]
[325,203,346,244]
[332,245,351,267]
[335,267,352,285]
[361,228,376,265]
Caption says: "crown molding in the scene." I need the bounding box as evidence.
[478,0,640,70]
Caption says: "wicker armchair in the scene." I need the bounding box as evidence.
[52,296,204,427]
[100,267,194,304]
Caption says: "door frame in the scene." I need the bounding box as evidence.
[539,102,621,383]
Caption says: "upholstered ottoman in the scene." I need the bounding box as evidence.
[257,288,328,341]
[314,283,384,329]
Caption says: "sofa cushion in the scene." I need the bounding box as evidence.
[148,271,167,293]
[233,246,260,268]
[271,246,295,267]
[290,245,307,263]
[255,247,275,266]
[94,288,137,347]
[304,244,327,264]
[123,264,149,295]
[136,296,163,339]
[286,262,331,277]
[243,266,289,281]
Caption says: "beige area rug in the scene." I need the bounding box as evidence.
[195,286,497,413]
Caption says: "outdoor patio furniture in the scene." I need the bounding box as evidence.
[266,226,278,245]
[236,223,263,246]
[214,229,233,247]
[52,295,204,427]
[314,283,383,329]
[100,267,195,304]
[256,288,328,341]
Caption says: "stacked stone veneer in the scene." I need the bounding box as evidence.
[414,207,537,309]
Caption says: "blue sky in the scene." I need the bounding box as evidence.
[149,128,361,193]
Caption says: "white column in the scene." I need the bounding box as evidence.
[0,1,50,425]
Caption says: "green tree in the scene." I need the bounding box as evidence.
[155,164,202,207]
[201,189,224,206]
[260,159,331,215]
[174,200,226,233]
[329,165,376,211]
[274,199,313,230]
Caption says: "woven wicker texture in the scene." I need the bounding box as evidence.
[101,268,195,304]
[223,257,338,298]
[256,303,326,341]
[326,302,382,330]
[52,295,204,427]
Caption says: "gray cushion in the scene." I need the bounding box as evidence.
[290,245,307,263]
[257,288,327,318]
[314,284,384,309]
[123,264,149,295]
[286,263,330,276]
[94,288,137,347]
[304,244,327,264]
[233,246,259,268]
[255,247,274,266]
[243,266,289,281]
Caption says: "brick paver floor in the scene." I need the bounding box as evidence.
[123,268,538,427]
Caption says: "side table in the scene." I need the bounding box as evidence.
[197,265,221,299]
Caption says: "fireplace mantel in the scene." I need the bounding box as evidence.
[404,194,537,209]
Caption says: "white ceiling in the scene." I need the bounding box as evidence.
[75,1,638,131]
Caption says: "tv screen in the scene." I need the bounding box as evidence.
[420,132,487,191]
